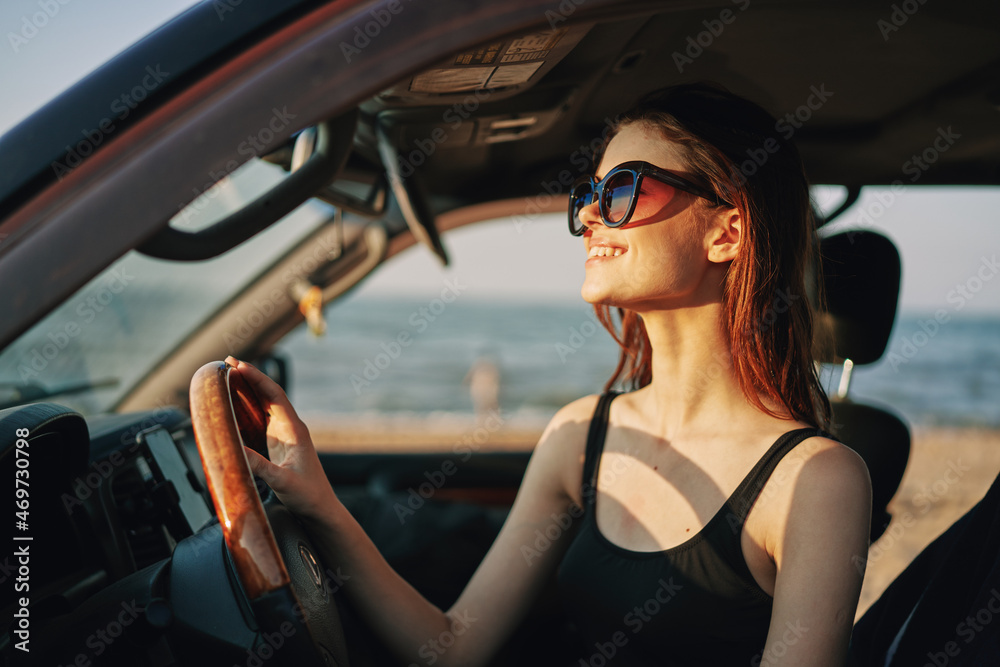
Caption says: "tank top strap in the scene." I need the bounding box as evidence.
[581,391,620,508]
[726,427,831,525]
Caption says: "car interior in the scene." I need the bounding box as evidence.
[1,0,999,665]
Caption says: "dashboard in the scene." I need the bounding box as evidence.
[0,403,251,666]
[68,407,214,576]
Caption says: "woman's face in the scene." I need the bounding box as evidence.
[579,121,729,311]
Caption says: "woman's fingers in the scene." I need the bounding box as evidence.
[244,445,286,490]
[225,356,287,405]
[226,356,309,440]
[245,444,334,519]
[224,358,331,517]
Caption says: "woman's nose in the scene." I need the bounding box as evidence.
[577,198,604,231]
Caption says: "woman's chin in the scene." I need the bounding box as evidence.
[580,283,617,306]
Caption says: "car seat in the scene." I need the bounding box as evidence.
[818,229,910,542]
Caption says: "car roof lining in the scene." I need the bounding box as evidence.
[369,3,1000,201]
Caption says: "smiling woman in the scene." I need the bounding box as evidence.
[555,83,868,666]
[584,85,829,425]
[229,82,871,667]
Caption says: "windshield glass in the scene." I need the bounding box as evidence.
[0,159,332,414]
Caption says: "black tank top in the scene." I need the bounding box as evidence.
[557,392,827,666]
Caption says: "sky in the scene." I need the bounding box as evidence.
[2,1,999,314]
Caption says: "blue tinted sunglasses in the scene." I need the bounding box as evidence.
[569,160,731,236]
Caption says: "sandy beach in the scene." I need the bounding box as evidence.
[312,419,1000,619]
[311,414,545,454]
[855,426,1000,617]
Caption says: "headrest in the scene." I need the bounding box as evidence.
[818,230,901,365]
[831,401,910,541]
[0,402,89,476]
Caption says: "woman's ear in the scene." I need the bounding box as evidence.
[706,207,741,264]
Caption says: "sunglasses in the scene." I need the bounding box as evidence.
[568,160,731,236]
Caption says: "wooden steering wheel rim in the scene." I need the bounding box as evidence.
[189,360,290,599]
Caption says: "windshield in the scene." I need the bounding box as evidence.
[0,159,331,414]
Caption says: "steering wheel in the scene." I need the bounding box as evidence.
[189,360,349,666]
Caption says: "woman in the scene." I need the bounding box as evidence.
[227,83,872,666]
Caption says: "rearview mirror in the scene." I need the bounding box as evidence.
[138,111,358,261]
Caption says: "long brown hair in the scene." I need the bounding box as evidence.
[594,83,832,429]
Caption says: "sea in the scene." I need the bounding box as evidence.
[277,296,1000,431]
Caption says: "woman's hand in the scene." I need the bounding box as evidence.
[225,356,339,521]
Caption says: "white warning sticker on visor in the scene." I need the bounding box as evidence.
[486,62,543,88]
[410,67,494,93]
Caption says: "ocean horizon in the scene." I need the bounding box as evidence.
[280,296,1000,430]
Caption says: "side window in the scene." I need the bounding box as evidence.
[815,184,1000,617]
[815,185,1000,430]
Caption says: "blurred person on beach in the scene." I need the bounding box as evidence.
[464,351,500,425]
[225,83,871,666]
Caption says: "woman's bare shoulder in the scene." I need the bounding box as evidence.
[748,436,871,576]
[545,393,604,431]
[798,434,872,503]
[534,393,604,458]
[762,432,873,550]
[777,432,872,493]
[530,394,604,506]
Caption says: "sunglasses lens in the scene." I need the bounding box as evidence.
[602,171,635,225]
[569,183,593,234]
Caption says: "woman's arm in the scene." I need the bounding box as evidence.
[760,439,873,667]
[227,357,595,667]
